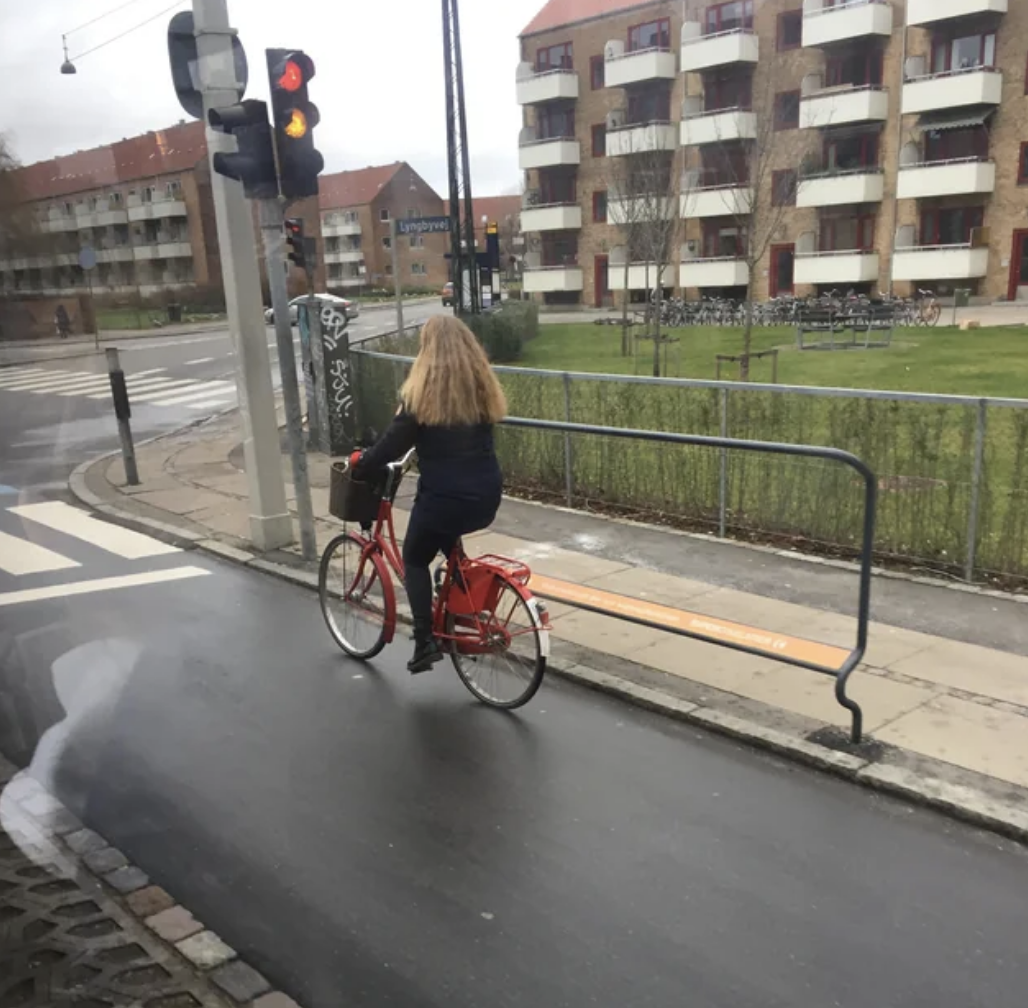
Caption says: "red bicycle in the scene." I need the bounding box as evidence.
[318,449,550,709]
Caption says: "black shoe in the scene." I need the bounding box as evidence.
[408,638,444,674]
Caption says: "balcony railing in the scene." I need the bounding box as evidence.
[516,67,579,105]
[902,66,1002,114]
[680,27,758,73]
[897,157,995,199]
[802,0,892,49]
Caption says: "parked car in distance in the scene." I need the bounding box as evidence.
[264,294,359,326]
[442,282,454,308]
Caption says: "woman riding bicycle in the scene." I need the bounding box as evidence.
[350,314,507,673]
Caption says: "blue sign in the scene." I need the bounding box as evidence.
[397,216,450,236]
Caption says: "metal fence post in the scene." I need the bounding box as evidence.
[965,398,987,581]
[719,387,729,538]
[562,372,574,507]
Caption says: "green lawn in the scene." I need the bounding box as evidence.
[97,307,227,331]
[520,322,1028,399]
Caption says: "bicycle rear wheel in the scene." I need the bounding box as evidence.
[319,533,392,659]
[446,576,545,709]
[923,301,941,327]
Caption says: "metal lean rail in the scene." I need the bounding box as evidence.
[501,416,878,744]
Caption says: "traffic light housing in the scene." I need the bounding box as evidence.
[208,100,277,199]
[267,49,324,200]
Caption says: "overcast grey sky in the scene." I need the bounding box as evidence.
[0,0,543,196]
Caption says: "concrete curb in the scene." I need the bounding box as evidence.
[0,754,303,1008]
[63,454,1028,848]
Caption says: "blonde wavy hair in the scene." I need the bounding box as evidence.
[400,315,507,427]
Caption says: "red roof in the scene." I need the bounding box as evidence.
[521,0,656,37]
[318,164,404,210]
[14,122,207,202]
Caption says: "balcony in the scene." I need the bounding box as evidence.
[606,122,677,156]
[903,68,1002,114]
[679,27,758,73]
[680,108,756,146]
[523,266,584,293]
[96,247,134,263]
[897,158,995,199]
[604,47,676,88]
[322,221,362,238]
[907,0,1007,26]
[74,207,129,229]
[797,169,884,208]
[679,257,748,288]
[802,0,893,49]
[608,262,674,291]
[517,66,580,104]
[892,244,989,280]
[520,203,582,232]
[132,241,192,261]
[681,185,753,218]
[518,137,580,170]
[801,85,889,128]
[608,194,676,224]
[324,249,365,264]
[128,198,188,222]
[794,250,880,285]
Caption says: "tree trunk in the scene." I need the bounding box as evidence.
[620,257,631,356]
[740,274,754,381]
[652,268,663,378]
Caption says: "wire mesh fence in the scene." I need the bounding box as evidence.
[351,346,1028,586]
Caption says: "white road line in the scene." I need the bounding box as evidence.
[0,566,210,608]
[9,502,181,559]
[0,368,47,381]
[0,371,77,390]
[184,357,215,365]
[46,369,171,397]
[0,529,81,576]
[9,374,108,393]
[147,383,235,406]
[130,379,224,402]
[183,397,235,411]
[84,377,191,399]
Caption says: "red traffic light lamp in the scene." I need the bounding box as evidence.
[267,48,323,201]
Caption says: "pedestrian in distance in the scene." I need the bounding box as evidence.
[54,304,71,340]
[350,314,507,673]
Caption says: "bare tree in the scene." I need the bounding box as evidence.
[606,131,683,374]
[0,134,41,261]
[680,44,813,379]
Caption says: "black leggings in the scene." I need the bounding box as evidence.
[402,513,458,635]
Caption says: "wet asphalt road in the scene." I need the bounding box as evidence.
[1,548,1026,1008]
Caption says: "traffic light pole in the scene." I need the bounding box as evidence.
[193,0,292,551]
[259,199,317,561]
[390,217,404,336]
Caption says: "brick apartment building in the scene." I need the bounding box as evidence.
[318,163,449,293]
[517,0,1028,307]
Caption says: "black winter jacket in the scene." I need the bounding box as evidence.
[353,409,502,531]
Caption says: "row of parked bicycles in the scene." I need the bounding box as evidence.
[645,289,941,329]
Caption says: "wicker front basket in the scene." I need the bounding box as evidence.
[329,461,382,524]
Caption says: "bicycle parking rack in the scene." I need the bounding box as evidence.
[501,417,877,744]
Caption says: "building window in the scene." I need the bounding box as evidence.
[63,201,73,215]
[142,187,155,203]
[166,180,181,197]
[925,126,988,163]
[702,220,747,259]
[109,192,122,207]
[704,1,753,36]
[411,263,427,276]
[774,90,800,130]
[536,42,572,71]
[821,213,876,252]
[410,234,425,248]
[920,206,983,245]
[1018,143,1028,184]
[627,88,671,124]
[590,54,605,90]
[593,191,608,223]
[591,124,607,157]
[382,236,392,249]
[777,10,802,51]
[772,170,797,207]
[385,263,392,275]
[931,31,996,74]
[823,131,880,171]
[380,208,390,222]
[627,18,670,52]
[705,70,753,111]
[538,105,575,140]
[826,49,883,88]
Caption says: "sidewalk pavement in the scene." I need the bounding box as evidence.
[70,409,1028,843]
[0,752,299,1008]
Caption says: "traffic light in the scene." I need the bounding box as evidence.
[207,100,277,199]
[267,48,324,200]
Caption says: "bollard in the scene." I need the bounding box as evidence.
[105,347,139,486]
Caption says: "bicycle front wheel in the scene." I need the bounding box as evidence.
[924,302,941,327]
[319,533,392,660]
[446,577,546,709]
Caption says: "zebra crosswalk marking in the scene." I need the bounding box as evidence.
[0,566,211,608]
[0,371,79,390]
[9,502,181,560]
[83,377,188,399]
[0,529,81,576]
[148,383,235,407]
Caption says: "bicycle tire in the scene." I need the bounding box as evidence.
[319,532,392,660]
[924,302,941,327]
[446,575,546,709]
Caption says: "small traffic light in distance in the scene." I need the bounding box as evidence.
[267,48,324,200]
[285,217,306,270]
[208,100,277,199]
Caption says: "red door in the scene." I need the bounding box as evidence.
[770,244,795,296]
[594,254,610,308]
[1008,230,1028,302]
